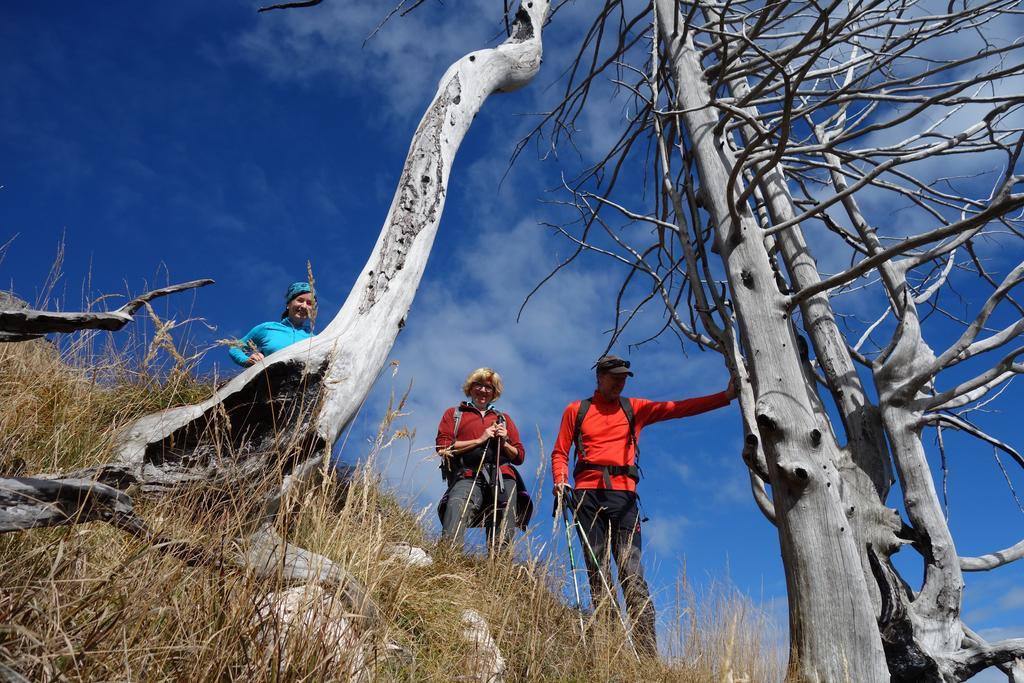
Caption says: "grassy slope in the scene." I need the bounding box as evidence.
[0,338,783,681]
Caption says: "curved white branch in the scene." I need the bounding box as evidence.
[931,369,1018,411]
[960,538,1024,571]
[107,0,550,478]
[926,348,1024,411]
[913,247,958,304]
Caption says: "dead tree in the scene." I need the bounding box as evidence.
[0,0,549,659]
[532,0,1024,679]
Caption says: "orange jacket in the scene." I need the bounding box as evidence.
[550,390,730,492]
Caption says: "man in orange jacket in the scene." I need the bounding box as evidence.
[550,355,736,657]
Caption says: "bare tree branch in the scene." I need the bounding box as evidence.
[927,261,1024,371]
[946,638,1024,681]
[925,347,1024,410]
[257,0,323,13]
[960,538,1024,571]
[919,412,1024,472]
[0,279,214,339]
[788,188,1024,309]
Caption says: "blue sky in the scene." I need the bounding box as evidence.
[2,0,1021,671]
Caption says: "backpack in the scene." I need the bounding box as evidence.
[572,396,641,488]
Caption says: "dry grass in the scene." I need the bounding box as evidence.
[0,336,784,681]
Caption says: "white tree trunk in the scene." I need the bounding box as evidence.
[655,2,889,679]
[715,58,903,623]
[86,1,549,494]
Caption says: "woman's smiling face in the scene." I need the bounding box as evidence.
[469,381,496,408]
[287,292,315,325]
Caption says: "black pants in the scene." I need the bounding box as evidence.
[573,489,657,658]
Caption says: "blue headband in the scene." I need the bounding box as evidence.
[285,281,312,303]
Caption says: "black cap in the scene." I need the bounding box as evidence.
[594,355,633,376]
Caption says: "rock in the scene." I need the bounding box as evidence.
[384,542,433,568]
[461,609,506,682]
[254,584,368,681]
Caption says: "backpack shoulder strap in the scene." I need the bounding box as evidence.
[439,405,465,483]
[619,396,639,462]
[619,396,635,438]
[451,404,465,439]
[572,398,592,463]
[573,397,638,461]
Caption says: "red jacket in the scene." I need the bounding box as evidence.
[550,390,731,492]
[436,403,525,478]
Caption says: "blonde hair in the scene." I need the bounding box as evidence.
[462,367,504,400]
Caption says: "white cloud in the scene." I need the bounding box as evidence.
[362,216,627,518]
[665,459,693,483]
[644,513,692,555]
[223,2,514,123]
[965,585,1024,624]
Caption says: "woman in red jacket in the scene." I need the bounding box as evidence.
[436,367,528,555]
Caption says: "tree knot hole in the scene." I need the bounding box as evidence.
[741,433,758,464]
[810,428,821,447]
[741,270,754,288]
[781,461,811,485]
[755,412,777,432]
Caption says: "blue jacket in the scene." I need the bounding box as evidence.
[228,318,313,366]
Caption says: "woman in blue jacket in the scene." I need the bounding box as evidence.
[228,281,315,367]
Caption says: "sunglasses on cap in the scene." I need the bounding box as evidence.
[593,356,633,374]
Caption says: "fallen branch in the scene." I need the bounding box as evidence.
[0,475,208,565]
[0,279,214,340]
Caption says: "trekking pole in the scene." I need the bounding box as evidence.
[486,415,512,556]
[556,493,587,642]
[488,429,505,557]
[494,436,505,495]
[452,435,488,544]
[494,418,506,497]
[571,514,641,662]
